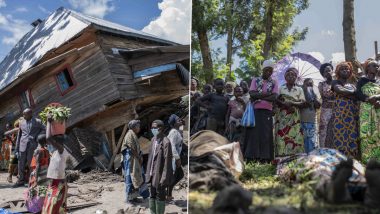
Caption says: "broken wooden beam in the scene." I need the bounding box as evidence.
[67,202,101,211]
[107,124,128,170]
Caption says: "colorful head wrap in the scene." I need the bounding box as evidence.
[363,59,378,73]
[335,62,353,79]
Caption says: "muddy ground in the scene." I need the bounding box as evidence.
[0,168,188,214]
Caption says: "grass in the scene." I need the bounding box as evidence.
[189,162,379,214]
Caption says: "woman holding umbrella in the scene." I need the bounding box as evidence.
[331,62,360,159]
[275,67,306,156]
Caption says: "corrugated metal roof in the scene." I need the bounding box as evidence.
[0,7,176,92]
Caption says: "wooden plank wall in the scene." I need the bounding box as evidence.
[30,47,120,127]
[0,46,120,130]
[97,33,188,101]
[0,96,21,129]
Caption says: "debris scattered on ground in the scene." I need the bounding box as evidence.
[66,170,81,183]
[74,170,123,184]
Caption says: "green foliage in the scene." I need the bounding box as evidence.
[192,0,220,35]
[39,106,71,124]
[237,0,309,80]
[192,47,236,87]
[192,0,221,84]
[240,161,276,182]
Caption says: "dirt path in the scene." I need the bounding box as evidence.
[0,169,188,214]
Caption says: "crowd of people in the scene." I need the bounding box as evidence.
[0,106,185,214]
[190,58,380,164]
[0,108,70,213]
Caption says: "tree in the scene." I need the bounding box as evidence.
[343,0,358,73]
[218,0,255,81]
[263,0,275,58]
[237,0,309,81]
[192,0,219,84]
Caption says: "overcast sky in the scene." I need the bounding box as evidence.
[293,0,380,64]
[0,0,190,62]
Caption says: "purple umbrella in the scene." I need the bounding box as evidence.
[273,52,323,86]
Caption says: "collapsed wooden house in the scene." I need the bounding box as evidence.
[0,7,189,170]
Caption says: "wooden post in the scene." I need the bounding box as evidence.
[105,131,113,152]
[107,124,128,171]
[375,41,379,60]
[111,129,116,152]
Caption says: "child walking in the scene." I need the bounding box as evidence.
[225,86,246,141]
[26,134,50,213]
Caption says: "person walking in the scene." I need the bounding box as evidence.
[13,108,45,187]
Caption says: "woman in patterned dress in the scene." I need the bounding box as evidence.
[318,63,335,148]
[356,60,380,163]
[274,67,306,156]
[331,62,360,159]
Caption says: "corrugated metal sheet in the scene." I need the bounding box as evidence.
[133,63,177,78]
[0,7,176,92]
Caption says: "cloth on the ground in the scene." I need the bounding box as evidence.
[189,153,239,192]
[121,129,143,187]
[190,131,244,177]
[189,130,244,191]
[276,148,366,189]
